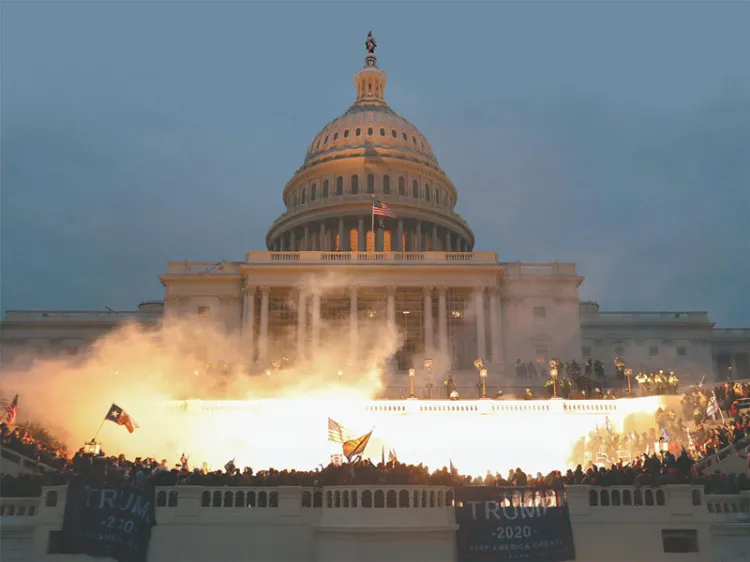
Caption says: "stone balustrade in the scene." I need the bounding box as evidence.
[243,251,498,265]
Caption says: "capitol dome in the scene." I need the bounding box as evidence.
[266,34,474,254]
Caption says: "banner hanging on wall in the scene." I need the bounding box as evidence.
[61,482,157,562]
[454,486,576,562]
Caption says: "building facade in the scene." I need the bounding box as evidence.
[1,483,748,562]
[1,39,748,387]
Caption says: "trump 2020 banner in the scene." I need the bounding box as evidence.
[62,482,157,562]
[454,487,576,561]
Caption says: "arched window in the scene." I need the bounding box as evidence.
[391,129,397,138]
[589,490,599,506]
[336,176,343,195]
[412,180,419,198]
[201,491,210,507]
[399,490,410,507]
[323,135,329,144]
[645,490,654,506]
[322,179,329,198]
[600,490,610,506]
[351,175,359,194]
[436,188,440,205]
[446,491,454,507]
[343,129,350,138]
[367,174,375,194]
[301,188,306,204]
[380,128,386,136]
[362,490,373,508]
[157,491,167,507]
[402,132,408,141]
[258,491,268,508]
[247,491,256,507]
[333,132,339,141]
[425,183,431,201]
[343,491,350,507]
[355,128,361,136]
[212,491,222,507]
[655,490,666,506]
[168,491,178,507]
[224,491,234,507]
[386,490,397,508]
[374,490,385,508]
[623,490,633,506]
[269,492,278,507]
[351,490,358,507]
[302,491,312,507]
[311,183,317,201]
[398,177,405,195]
[367,127,373,136]
[312,491,322,507]
[334,491,341,508]
[383,175,391,194]
[611,490,621,506]
[234,491,244,508]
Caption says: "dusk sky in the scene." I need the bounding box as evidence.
[1,2,748,326]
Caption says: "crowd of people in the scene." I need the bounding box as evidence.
[1,382,748,500]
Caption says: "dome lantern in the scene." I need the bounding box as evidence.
[354,31,387,105]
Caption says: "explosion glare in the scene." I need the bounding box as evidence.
[0,307,669,476]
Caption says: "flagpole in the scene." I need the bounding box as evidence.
[92,402,113,442]
[713,391,725,423]
[371,194,375,252]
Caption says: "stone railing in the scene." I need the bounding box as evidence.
[705,492,750,521]
[502,262,578,276]
[244,251,498,265]
[712,328,750,340]
[2,310,159,322]
[0,447,55,474]
[580,311,710,323]
[164,397,658,416]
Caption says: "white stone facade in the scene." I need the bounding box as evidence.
[0,484,747,562]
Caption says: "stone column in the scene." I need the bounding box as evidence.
[416,222,422,251]
[280,236,287,252]
[338,218,345,251]
[259,286,271,364]
[376,221,384,252]
[397,219,404,251]
[475,287,487,361]
[311,292,321,350]
[489,287,503,367]
[432,224,439,251]
[241,283,256,364]
[387,286,396,332]
[445,230,452,252]
[349,286,358,360]
[297,289,307,360]
[303,226,309,251]
[290,229,296,252]
[438,286,448,356]
[423,286,434,354]
[319,223,326,251]
[358,218,365,251]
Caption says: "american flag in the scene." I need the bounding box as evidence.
[372,199,396,219]
[5,394,18,426]
[706,394,720,420]
[328,418,355,443]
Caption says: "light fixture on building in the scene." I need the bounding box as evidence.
[337,369,344,379]
[424,358,434,370]
[451,310,461,318]
[408,368,416,398]
[479,368,488,399]
[474,358,484,371]
[193,370,200,377]
[265,369,272,376]
[624,367,633,394]
[549,364,559,398]
[368,310,377,318]
[402,310,410,315]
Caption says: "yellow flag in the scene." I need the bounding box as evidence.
[342,430,373,462]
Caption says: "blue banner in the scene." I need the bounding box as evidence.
[62,482,157,562]
[455,487,576,561]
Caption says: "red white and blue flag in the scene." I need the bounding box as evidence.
[373,199,396,219]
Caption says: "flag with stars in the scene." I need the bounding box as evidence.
[104,403,139,434]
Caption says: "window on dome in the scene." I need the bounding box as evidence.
[351,175,359,194]
[421,140,425,149]
[315,140,320,150]
[402,132,407,141]
[412,180,419,198]
[301,188,306,204]
[310,183,317,201]
[343,130,350,138]
[367,174,375,194]
[367,127,373,135]
[391,129,397,138]
[412,136,417,144]
[322,180,329,198]
[425,183,431,201]
[436,188,440,205]
[324,135,329,144]
[333,132,338,141]
[380,128,386,136]
[336,176,343,195]
[355,128,361,136]
[383,175,391,194]
[398,177,405,195]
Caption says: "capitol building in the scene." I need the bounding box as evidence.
[1,38,748,391]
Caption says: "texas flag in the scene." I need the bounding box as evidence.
[104,403,139,434]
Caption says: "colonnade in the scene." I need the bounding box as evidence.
[270,217,471,253]
[240,284,504,369]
